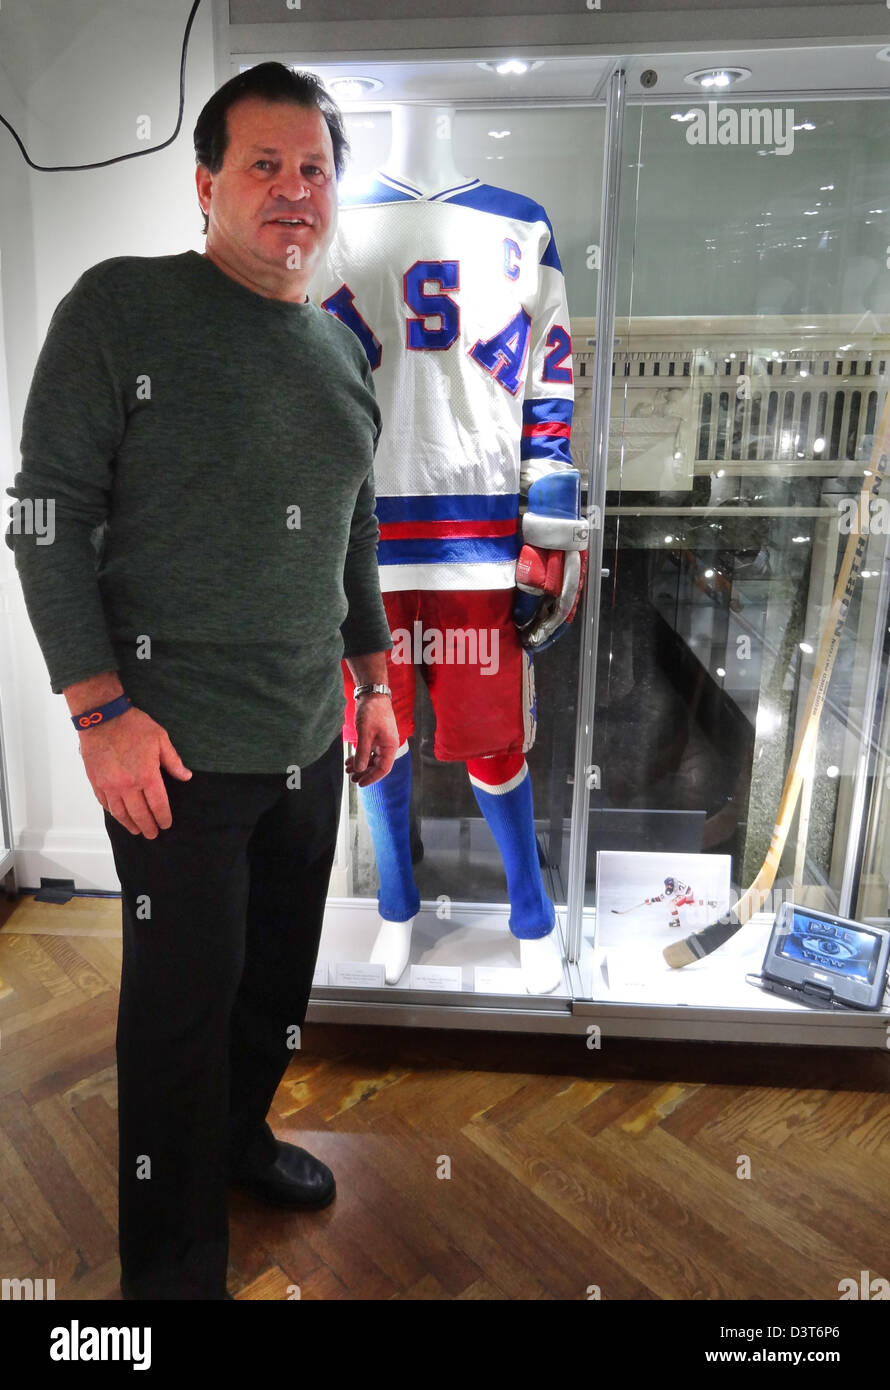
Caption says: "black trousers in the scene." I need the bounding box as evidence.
[105,734,343,1299]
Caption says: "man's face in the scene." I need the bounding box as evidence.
[197,97,338,298]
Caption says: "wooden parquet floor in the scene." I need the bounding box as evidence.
[1,891,889,1301]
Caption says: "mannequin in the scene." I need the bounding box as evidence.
[379,105,469,196]
[313,105,587,994]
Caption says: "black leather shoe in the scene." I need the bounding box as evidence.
[231,1141,336,1210]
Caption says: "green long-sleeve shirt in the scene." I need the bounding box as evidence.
[6,250,392,772]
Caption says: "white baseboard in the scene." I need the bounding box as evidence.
[15,829,121,892]
[13,832,352,897]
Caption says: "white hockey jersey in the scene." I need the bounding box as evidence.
[310,172,574,592]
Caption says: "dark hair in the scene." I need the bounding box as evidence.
[193,62,349,235]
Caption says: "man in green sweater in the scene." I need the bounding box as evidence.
[5,63,397,1300]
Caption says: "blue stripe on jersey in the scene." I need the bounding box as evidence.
[437,183,564,272]
[521,397,574,467]
[520,435,573,467]
[337,176,412,208]
[378,535,521,567]
[427,178,483,202]
[376,494,519,523]
[523,398,574,427]
[339,174,484,208]
[378,172,424,199]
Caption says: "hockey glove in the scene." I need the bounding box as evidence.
[513,470,589,653]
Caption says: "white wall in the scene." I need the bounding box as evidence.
[1,0,218,889]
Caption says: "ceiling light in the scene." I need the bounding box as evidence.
[684,66,752,90]
[327,77,383,99]
[476,60,543,76]
[488,130,511,139]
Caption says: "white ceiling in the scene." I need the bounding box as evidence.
[1,2,887,104]
[0,0,117,95]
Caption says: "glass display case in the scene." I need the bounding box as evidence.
[226,41,889,1045]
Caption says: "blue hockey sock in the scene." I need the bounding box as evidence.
[467,758,555,940]
[358,743,421,923]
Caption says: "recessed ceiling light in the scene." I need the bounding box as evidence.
[327,77,383,99]
[476,60,544,76]
[684,66,752,90]
[488,130,512,139]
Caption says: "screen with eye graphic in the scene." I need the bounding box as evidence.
[777,911,883,984]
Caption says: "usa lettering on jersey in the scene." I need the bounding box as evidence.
[310,173,575,592]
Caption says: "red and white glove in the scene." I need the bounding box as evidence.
[513,470,589,652]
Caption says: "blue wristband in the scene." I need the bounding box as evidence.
[72,694,132,731]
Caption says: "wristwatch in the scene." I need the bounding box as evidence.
[353,683,392,700]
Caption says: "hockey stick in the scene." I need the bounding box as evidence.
[665,387,890,969]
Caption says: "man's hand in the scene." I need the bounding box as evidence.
[345,694,398,787]
[79,707,192,838]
